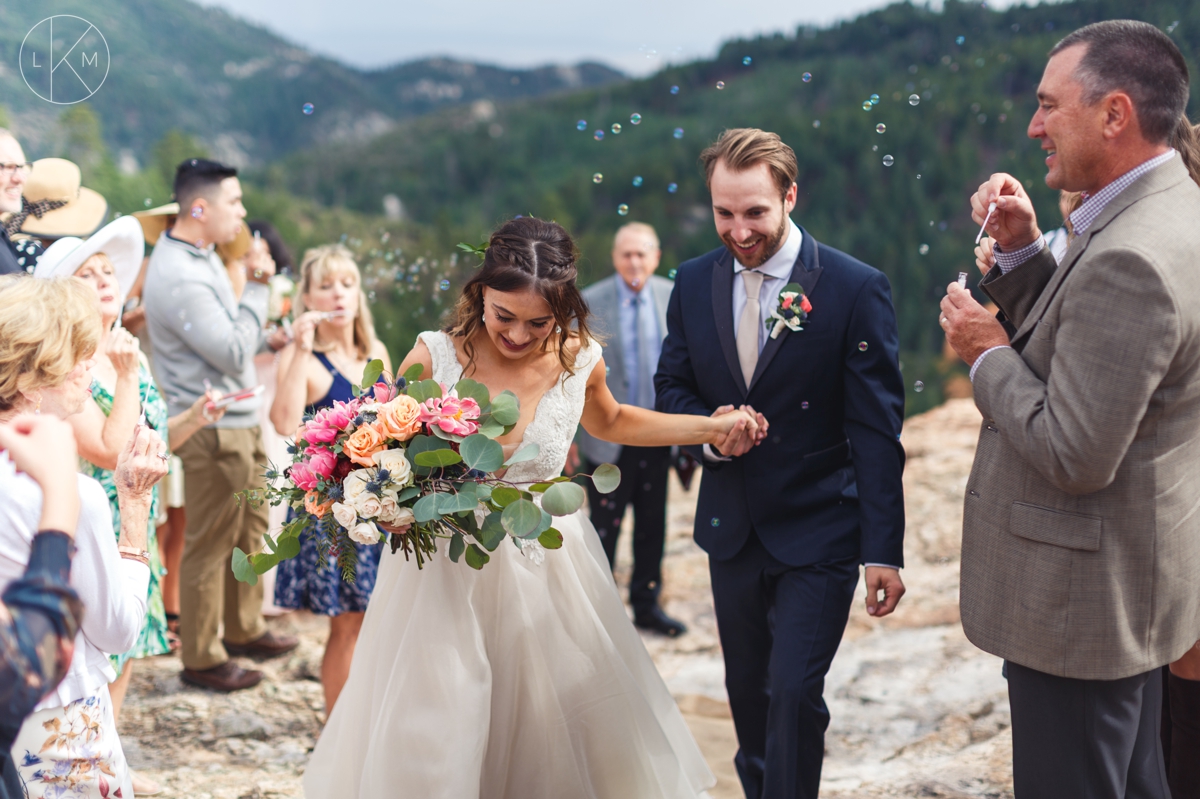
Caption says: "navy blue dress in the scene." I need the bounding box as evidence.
[273,352,385,616]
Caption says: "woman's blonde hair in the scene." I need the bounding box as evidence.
[0,275,101,411]
[294,244,377,360]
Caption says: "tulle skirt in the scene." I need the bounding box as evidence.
[303,510,714,798]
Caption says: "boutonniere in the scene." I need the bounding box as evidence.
[766,282,811,339]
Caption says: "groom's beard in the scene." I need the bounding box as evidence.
[722,214,788,269]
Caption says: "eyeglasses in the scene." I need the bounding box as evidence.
[0,162,33,178]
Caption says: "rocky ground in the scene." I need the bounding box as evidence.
[119,398,1013,798]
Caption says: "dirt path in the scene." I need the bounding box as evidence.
[120,399,1013,798]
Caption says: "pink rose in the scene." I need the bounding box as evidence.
[781,295,794,310]
[419,386,481,437]
[372,381,398,403]
[306,447,338,479]
[322,400,358,431]
[290,460,319,491]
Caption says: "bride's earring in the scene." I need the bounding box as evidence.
[555,325,562,334]
[481,312,486,323]
[33,395,41,415]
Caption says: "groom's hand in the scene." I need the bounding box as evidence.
[711,405,756,457]
[864,566,905,617]
[940,283,1009,366]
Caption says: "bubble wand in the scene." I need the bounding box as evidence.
[975,201,997,245]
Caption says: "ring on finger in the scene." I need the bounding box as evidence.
[157,451,170,462]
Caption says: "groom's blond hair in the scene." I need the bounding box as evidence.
[699,128,797,199]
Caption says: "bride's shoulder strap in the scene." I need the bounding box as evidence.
[415,331,459,382]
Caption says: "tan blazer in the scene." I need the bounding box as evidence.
[963,156,1200,680]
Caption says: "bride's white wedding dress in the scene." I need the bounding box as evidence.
[303,331,715,798]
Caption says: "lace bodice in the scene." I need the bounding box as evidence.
[417,331,602,484]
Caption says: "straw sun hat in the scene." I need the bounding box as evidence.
[33,215,144,305]
[16,158,108,239]
[132,200,252,262]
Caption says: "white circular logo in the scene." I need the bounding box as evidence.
[20,16,110,105]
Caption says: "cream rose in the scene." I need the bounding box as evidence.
[331,501,357,531]
[343,469,372,501]
[373,448,414,488]
[379,500,415,528]
[353,492,384,519]
[349,520,381,545]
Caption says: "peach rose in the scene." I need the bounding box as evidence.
[304,490,334,518]
[343,423,387,467]
[376,394,423,442]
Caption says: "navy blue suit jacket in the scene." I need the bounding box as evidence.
[654,227,906,568]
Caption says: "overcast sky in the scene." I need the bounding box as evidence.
[199,0,1023,76]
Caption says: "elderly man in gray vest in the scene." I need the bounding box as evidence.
[580,222,687,637]
[941,20,1200,798]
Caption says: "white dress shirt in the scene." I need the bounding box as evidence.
[0,454,149,710]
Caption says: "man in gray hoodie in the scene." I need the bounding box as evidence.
[144,159,296,692]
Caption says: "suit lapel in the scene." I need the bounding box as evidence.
[748,228,823,392]
[1009,158,1190,346]
[711,249,747,395]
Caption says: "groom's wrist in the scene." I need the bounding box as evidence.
[702,443,732,462]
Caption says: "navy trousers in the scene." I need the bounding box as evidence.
[709,529,859,799]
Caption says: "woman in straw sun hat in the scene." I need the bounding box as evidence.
[32,216,228,797]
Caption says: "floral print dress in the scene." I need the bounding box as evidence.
[83,360,171,671]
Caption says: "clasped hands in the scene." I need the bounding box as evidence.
[710,404,768,458]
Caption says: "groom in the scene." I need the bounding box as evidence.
[656,128,906,799]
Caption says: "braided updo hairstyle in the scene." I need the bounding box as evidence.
[448,217,594,377]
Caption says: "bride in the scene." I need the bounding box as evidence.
[304,217,761,798]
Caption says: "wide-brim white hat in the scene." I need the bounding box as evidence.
[33,215,144,304]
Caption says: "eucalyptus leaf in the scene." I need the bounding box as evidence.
[591,463,622,494]
[360,358,385,390]
[395,485,421,503]
[464,543,490,570]
[437,483,479,514]
[429,424,466,443]
[276,535,301,560]
[538,528,564,550]
[521,508,554,539]
[501,499,542,538]
[503,442,540,466]
[413,492,444,523]
[476,416,505,439]
[403,363,425,385]
[407,434,450,475]
[408,379,444,403]
[454,378,491,407]
[460,434,505,472]
[252,551,280,574]
[448,532,465,563]
[414,449,463,468]
[232,547,258,586]
[477,512,507,551]
[489,390,520,426]
[491,486,521,508]
[542,481,586,516]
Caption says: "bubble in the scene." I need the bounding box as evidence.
[594,130,605,141]
[870,94,880,104]
[909,94,920,106]
[668,268,678,279]
[611,123,622,134]
[802,72,812,82]
[632,176,643,187]
[956,35,965,45]
[812,120,821,128]
[630,113,642,125]
[1167,20,1179,33]
[439,279,450,291]
[670,85,679,95]
[876,123,886,134]
[862,101,873,111]
[617,204,630,216]
[916,174,922,179]
[368,290,377,302]
[883,154,895,167]
[302,102,314,115]
[143,198,152,207]
[978,114,987,124]
[667,183,678,193]
[576,119,588,131]
[711,517,721,527]
[592,172,603,184]
[873,145,878,151]
[742,56,752,66]
[914,381,925,392]
[673,127,684,139]
[190,206,202,219]
[193,240,204,249]
[716,81,725,90]
[801,401,809,409]
[919,243,930,255]
[858,341,869,352]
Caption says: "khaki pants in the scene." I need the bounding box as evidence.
[176,426,269,670]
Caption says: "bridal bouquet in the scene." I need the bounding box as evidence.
[233,361,619,584]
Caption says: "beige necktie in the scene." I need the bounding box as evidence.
[737,269,765,386]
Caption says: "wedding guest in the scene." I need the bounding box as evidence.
[143,159,297,693]
[0,414,84,799]
[579,222,687,636]
[943,21,1200,798]
[269,244,390,712]
[0,130,33,276]
[0,274,167,799]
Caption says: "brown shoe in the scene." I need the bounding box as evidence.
[180,661,263,692]
[223,630,299,659]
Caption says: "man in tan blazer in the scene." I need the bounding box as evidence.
[939,20,1200,799]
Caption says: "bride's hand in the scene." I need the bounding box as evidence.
[710,407,759,457]
[376,521,413,535]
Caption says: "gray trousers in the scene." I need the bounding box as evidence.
[1007,661,1170,799]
